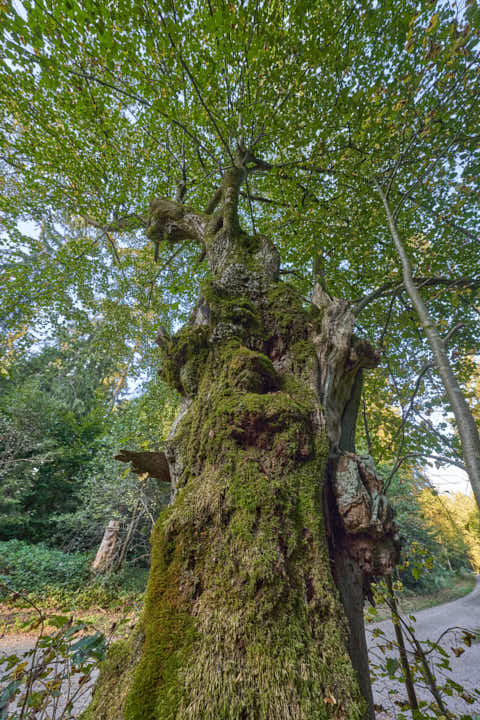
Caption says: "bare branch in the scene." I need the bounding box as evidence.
[442,322,464,347]
[157,8,234,163]
[354,276,480,314]
[81,212,147,233]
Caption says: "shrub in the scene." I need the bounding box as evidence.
[0,540,148,609]
[0,539,90,594]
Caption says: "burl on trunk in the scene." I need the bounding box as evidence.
[84,158,399,720]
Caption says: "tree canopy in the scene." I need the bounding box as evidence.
[1,0,479,486]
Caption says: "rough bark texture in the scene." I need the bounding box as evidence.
[311,286,398,720]
[84,166,398,720]
[91,520,120,574]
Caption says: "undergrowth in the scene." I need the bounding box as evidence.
[0,540,148,610]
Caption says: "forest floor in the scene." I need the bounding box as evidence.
[0,572,473,636]
[0,603,137,637]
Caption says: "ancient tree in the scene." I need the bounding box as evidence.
[3,1,478,716]
[84,152,399,720]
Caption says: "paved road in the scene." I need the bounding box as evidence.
[2,581,479,718]
[367,576,480,717]
[0,633,97,718]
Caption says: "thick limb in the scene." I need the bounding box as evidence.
[146,198,208,247]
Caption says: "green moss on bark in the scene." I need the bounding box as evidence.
[264,284,310,342]
[124,513,198,720]
[87,272,367,719]
[202,280,261,331]
[80,632,144,720]
[159,326,209,396]
[227,346,278,393]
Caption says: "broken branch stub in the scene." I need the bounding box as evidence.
[91,519,120,574]
[331,452,400,576]
[115,449,171,484]
[311,285,381,450]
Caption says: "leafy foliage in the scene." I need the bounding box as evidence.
[0,343,109,542]
[0,327,177,548]
[386,470,476,592]
[50,375,177,558]
[0,588,112,720]
[0,1,478,474]
[0,4,479,715]
[0,540,90,595]
[419,488,480,572]
[0,0,478,489]
[0,540,148,609]
[368,567,480,720]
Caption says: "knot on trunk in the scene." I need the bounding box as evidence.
[331,452,400,575]
[146,197,207,245]
[205,232,280,293]
[227,347,279,394]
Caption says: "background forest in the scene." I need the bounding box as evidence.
[1,327,479,609]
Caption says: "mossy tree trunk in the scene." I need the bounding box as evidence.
[84,153,399,720]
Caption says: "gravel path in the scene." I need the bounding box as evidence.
[367,575,480,717]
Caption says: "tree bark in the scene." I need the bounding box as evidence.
[332,548,375,719]
[84,164,398,720]
[91,520,120,574]
[376,183,480,513]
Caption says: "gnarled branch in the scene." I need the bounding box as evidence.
[146,198,208,246]
[353,275,480,314]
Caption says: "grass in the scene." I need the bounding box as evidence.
[367,573,476,623]
[399,573,476,613]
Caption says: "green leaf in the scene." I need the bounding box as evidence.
[426,13,439,33]
[386,656,400,679]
